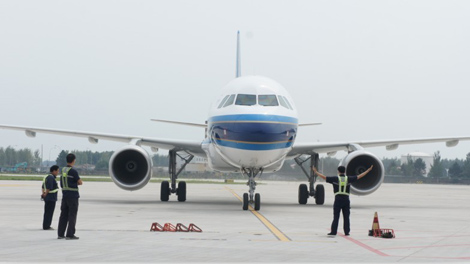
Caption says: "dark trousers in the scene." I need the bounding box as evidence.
[330,196,350,235]
[42,201,56,229]
[58,197,79,237]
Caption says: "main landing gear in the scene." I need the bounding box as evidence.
[242,168,262,211]
[294,153,325,205]
[160,149,193,202]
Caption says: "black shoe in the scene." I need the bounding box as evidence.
[57,236,65,239]
[44,227,54,230]
[66,236,79,240]
[345,233,350,236]
[327,233,336,236]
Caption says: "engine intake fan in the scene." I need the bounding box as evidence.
[109,145,153,191]
[339,150,385,196]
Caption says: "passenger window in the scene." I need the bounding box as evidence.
[278,95,289,109]
[282,96,293,110]
[258,95,279,106]
[218,95,230,108]
[223,94,235,107]
[235,94,256,106]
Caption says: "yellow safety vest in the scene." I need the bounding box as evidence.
[335,175,349,196]
[42,174,59,193]
[61,167,78,191]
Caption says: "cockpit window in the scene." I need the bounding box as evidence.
[235,94,256,106]
[258,95,279,106]
[278,95,290,109]
[282,96,294,110]
[223,94,236,107]
[218,95,230,108]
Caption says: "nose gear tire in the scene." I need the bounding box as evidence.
[254,193,260,211]
[242,193,249,210]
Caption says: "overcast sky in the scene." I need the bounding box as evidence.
[1,0,470,161]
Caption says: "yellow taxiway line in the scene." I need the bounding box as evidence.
[226,187,291,242]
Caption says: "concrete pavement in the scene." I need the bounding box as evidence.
[1,180,469,262]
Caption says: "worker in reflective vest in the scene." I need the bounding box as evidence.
[41,165,60,230]
[313,165,373,236]
[57,153,83,240]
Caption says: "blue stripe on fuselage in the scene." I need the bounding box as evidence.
[208,114,298,151]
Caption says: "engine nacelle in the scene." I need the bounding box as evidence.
[109,145,153,191]
[339,150,384,196]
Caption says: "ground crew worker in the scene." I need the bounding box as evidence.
[57,153,82,240]
[312,165,373,236]
[41,165,59,230]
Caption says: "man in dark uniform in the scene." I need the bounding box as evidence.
[57,153,82,240]
[41,165,59,230]
[313,165,373,236]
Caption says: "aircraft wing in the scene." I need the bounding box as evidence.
[288,136,470,157]
[0,124,205,155]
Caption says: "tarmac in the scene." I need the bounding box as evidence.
[1,179,470,263]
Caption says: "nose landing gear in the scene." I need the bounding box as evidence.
[241,168,262,211]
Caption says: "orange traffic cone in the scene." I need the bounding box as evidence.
[369,212,380,236]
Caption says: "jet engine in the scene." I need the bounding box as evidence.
[109,145,153,191]
[339,150,384,195]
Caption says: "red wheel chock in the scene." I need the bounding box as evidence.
[176,223,190,232]
[150,222,164,232]
[150,222,202,232]
[188,223,202,232]
[163,223,177,232]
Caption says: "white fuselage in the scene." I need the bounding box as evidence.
[201,76,299,173]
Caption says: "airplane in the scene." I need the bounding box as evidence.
[2,31,470,211]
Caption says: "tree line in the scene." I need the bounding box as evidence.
[0,146,41,167]
[0,147,176,172]
[382,151,470,179]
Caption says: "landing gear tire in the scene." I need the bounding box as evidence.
[242,193,249,210]
[315,184,325,205]
[298,184,308,205]
[254,193,260,211]
[177,181,186,202]
[160,181,170,202]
